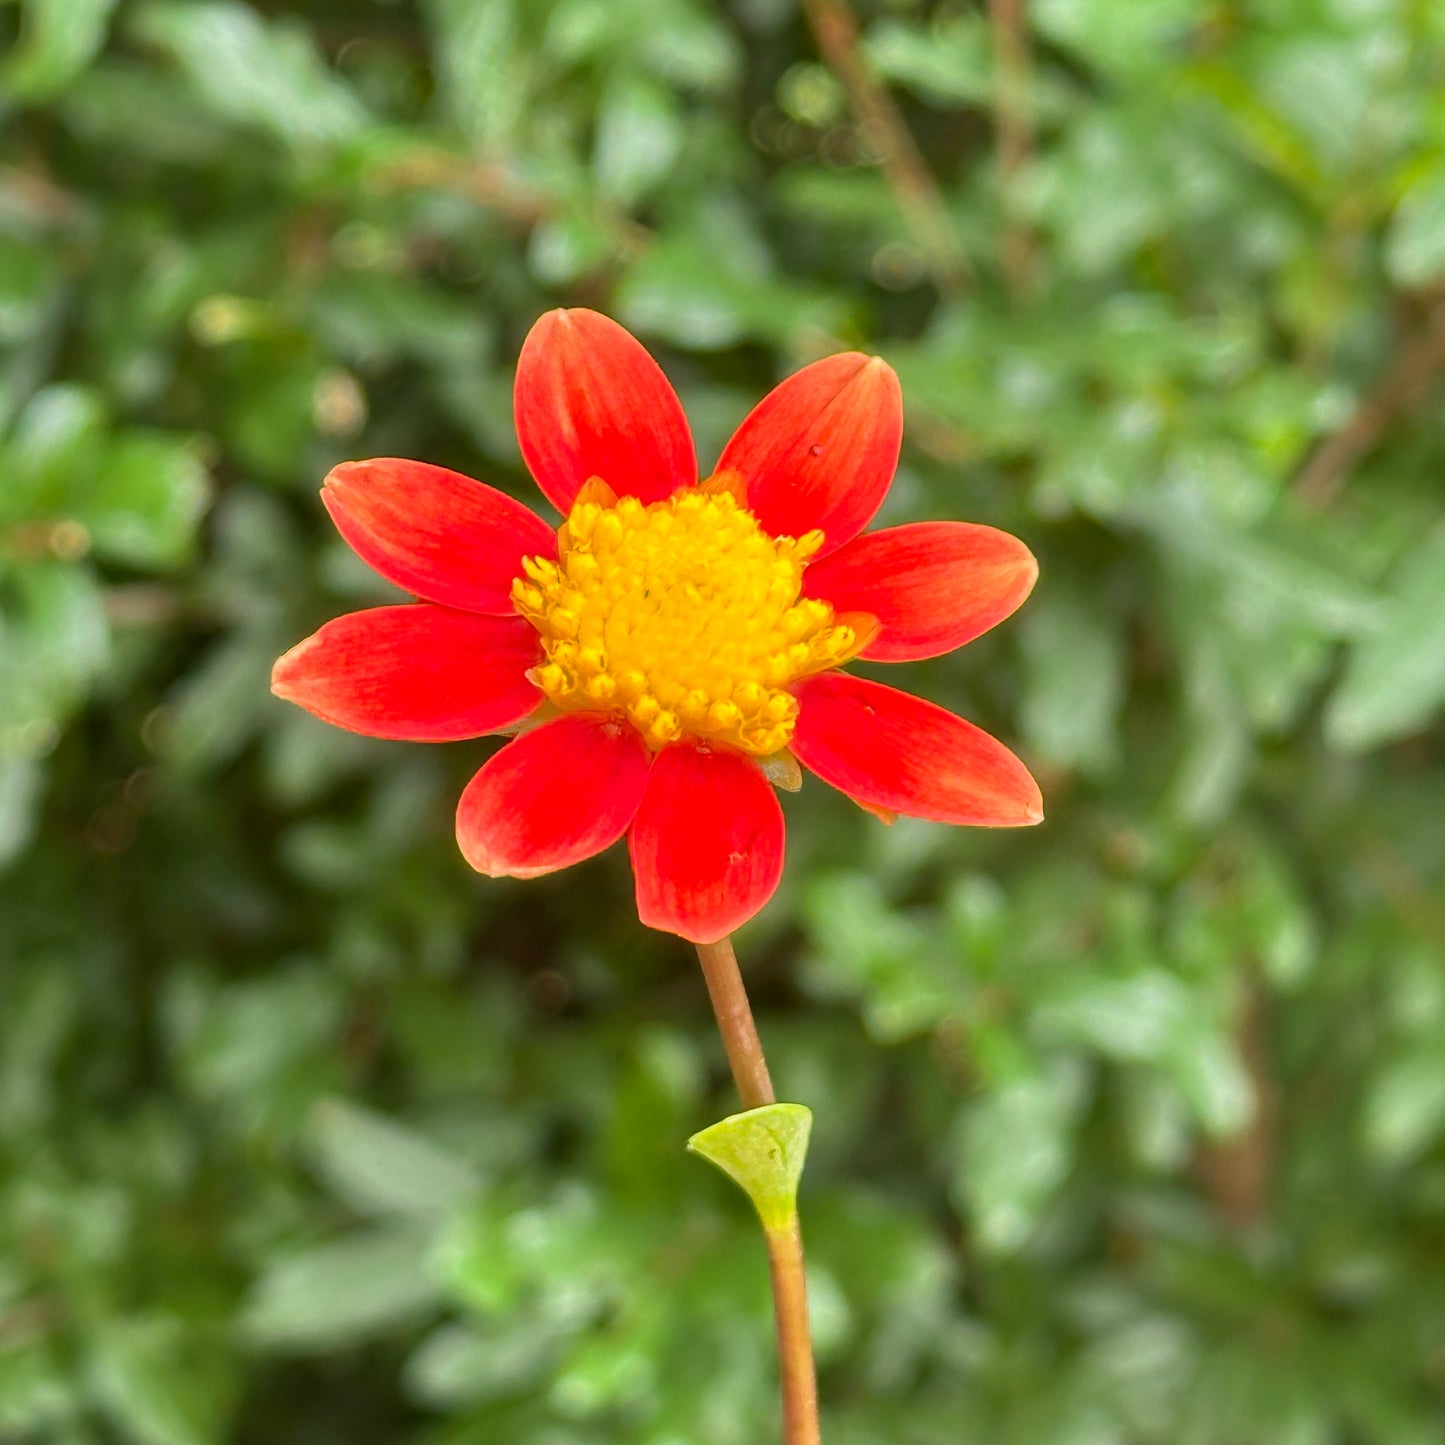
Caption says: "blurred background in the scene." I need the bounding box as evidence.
[3,0,1445,1441]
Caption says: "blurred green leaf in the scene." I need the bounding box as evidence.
[83,434,211,569]
[0,563,110,732]
[89,1317,228,1445]
[1033,0,1198,80]
[864,16,992,108]
[131,0,367,151]
[954,1057,1085,1253]
[594,75,683,208]
[1362,1037,1445,1164]
[428,0,525,149]
[1020,584,1125,776]
[405,1320,556,1410]
[308,1099,479,1220]
[1386,165,1445,288]
[1,384,108,522]
[1326,527,1445,749]
[3,0,118,101]
[243,1230,441,1349]
[0,755,42,868]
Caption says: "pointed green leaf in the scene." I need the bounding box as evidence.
[687,1103,811,1233]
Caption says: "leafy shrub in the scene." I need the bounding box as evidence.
[3,1,1444,1441]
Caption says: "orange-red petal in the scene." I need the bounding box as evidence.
[628,743,785,944]
[455,713,650,879]
[271,605,541,741]
[803,522,1038,662]
[322,458,556,615]
[514,308,696,513]
[715,353,902,556]
[791,673,1042,826]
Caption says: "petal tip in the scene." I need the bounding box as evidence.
[455,821,511,879]
[528,306,608,350]
[1018,547,1041,594]
[460,850,520,880]
[320,459,376,499]
[1016,779,1045,826]
[269,642,306,699]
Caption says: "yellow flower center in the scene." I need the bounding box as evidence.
[512,485,868,755]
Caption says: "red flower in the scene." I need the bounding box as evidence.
[273,310,1042,943]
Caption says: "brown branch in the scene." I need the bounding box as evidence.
[0,1296,62,1346]
[989,0,1035,295]
[1194,978,1274,1231]
[0,163,78,227]
[366,146,653,294]
[104,584,185,628]
[1295,294,1445,507]
[1362,838,1445,951]
[367,147,553,227]
[799,0,970,294]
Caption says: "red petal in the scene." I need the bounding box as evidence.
[629,743,785,944]
[715,353,902,556]
[456,713,650,878]
[271,606,541,741]
[804,522,1038,661]
[323,458,556,614]
[791,673,1042,826]
[514,308,696,513]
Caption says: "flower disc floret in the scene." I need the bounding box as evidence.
[512,488,866,755]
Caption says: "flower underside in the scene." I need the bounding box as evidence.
[512,484,872,755]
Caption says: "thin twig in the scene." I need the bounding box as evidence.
[1194,977,1273,1231]
[988,0,1035,295]
[1362,838,1445,951]
[695,937,775,1109]
[1295,294,1445,507]
[0,162,79,226]
[368,147,552,226]
[767,1219,822,1445]
[369,147,652,269]
[799,0,970,294]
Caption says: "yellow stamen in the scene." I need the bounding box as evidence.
[513,489,867,754]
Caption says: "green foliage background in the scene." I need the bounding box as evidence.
[4,0,1445,1440]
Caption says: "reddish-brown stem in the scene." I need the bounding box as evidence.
[693,937,818,1445]
[1194,977,1273,1230]
[767,1219,822,1445]
[799,0,969,294]
[1296,294,1445,507]
[695,937,775,1110]
[989,0,1035,295]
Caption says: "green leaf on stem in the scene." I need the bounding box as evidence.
[687,1103,811,1234]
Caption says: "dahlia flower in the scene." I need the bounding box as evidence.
[273,309,1041,942]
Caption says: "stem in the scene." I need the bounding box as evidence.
[695,937,775,1110]
[694,936,820,1444]
[988,0,1035,295]
[1295,292,1445,507]
[767,1219,822,1445]
[800,0,970,294]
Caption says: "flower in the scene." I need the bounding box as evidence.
[272,309,1042,943]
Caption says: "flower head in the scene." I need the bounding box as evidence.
[272,310,1042,943]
